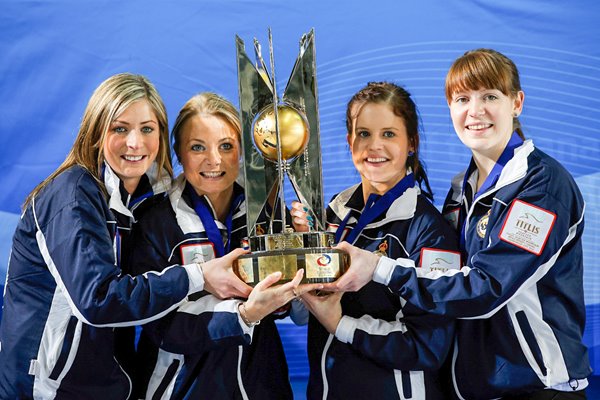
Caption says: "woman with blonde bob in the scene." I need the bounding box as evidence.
[0,74,250,399]
[321,50,590,399]
[129,92,318,399]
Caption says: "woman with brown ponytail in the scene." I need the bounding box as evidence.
[298,82,459,399]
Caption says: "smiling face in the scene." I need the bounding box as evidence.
[103,99,160,193]
[449,88,523,161]
[179,113,240,203]
[348,102,413,197]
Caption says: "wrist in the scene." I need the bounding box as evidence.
[238,302,261,327]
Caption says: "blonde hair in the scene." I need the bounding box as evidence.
[23,73,172,210]
[171,92,241,162]
[445,48,524,139]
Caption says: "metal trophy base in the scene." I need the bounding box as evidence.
[234,232,349,285]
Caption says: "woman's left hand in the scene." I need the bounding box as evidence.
[241,269,323,324]
[300,291,344,334]
[290,200,314,232]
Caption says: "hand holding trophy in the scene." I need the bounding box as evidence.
[233,29,349,285]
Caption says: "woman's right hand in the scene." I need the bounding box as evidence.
[320,241,380,292]
[239,269,323,325]
[200,248,253,299]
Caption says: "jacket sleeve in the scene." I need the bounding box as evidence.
[129,202,254,354]
[336,207,457,370]
[34,175,204,327]
[142,294,253,354]
[374,184,584,319]
[335,312,454,371]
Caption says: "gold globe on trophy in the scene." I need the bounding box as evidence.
[253,104,309,162]
[233,29,349,285]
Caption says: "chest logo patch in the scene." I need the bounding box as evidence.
[477,209,491,238]
[499,199,556,255]
[180,243,215,264]
[420,248,461,271]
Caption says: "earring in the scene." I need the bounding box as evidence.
[408,151,415,157]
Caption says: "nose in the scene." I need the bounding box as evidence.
[126,130,142,148]
[468,98,485,117]
[367,135,384,150]
[206,147,221,166]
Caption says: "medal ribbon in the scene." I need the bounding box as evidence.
[186,183,244,257]
[335,173,415,245]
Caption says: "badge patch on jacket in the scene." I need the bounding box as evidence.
[499,199,556,255]
[180,243,215,264]
[420,248,461,271]
[444,207,460,230]
[373,240,388,257]
[477,209,491,238]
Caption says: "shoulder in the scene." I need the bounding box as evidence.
[327,184,360,220]
[519,147,582,203]
[32,166,106,223]
[413,195,450,226]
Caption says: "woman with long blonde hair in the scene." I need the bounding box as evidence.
[0,74,250,399]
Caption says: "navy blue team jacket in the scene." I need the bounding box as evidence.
[373,139,591,398]
[129,175,293,400]
[307,176,459,400]
[0,165,204,399]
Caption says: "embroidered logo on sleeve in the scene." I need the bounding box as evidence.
[499,200,556,255]
[420,248,461,272]
[443,208,460,230]
[180,243,215,264]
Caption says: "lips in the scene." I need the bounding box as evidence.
[122,155,145,162]
[200,171,225,178]
[466,123,493,130]
[366,157,388,163]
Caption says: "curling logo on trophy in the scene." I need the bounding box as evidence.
[233,29,349,285]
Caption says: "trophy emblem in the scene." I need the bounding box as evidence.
[234,29,349,285]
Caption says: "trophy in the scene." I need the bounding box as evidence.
[233,29,349,285]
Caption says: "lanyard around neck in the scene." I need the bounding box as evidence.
[186,183,244,257]
[335,173,415,245]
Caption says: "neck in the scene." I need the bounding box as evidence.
[471,136,512,191]
[122,177,140,195]
[204,186,235,222]
[361,173,405,203]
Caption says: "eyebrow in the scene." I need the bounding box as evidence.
[355,126,399,131]
[111,119,158,125]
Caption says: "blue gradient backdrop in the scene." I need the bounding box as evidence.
[1,0,598,380]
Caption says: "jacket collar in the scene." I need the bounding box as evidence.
[328,178,419,227]
[103,161,172,220]
[452,139,535,200]
[169,174,246,235]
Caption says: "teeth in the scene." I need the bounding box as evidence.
[124,155,143,161]
[367,157,387,163]
[468,124,491,130]
[202,172,223,178]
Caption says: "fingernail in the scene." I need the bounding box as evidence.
[303,207,309,212]
[306,215,314,221]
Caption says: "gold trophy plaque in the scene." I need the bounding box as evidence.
[234,29,348,285]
